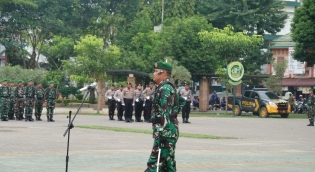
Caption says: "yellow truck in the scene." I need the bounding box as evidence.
[227,90,291,118]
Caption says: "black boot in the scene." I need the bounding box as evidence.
[49,116,55,122]
[47,116,50,122]
[307,123,314,126]
[16,117,20,121]
[186,118,191,123]
[182,118,186,123]
[38,116,42,121]
[29,116,34,122]
[25,116,29,122]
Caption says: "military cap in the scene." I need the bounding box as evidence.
[9,80,15,83]
[154,61,172,71]
[48,81,54,84]
[36,81,42,84]
[17,80,24,83]
[119,85,124,87]
[127,82,132,85]
[2,78,8,82]
[110,84,114,87]
[27,79,33,82]
[138,84,142,86]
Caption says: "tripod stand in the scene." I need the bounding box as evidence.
[63,88,91,172]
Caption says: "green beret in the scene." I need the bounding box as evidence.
[17,80,24,83]
[27,79,33,82]
[9,80,14,83]
[154,62,172,71]
[2,78,7,82]
[48,81,54,84]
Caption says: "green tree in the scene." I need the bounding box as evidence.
[41,36,75,70]
[200,0,287,35]
[166,57,191,85]
[264,59,288,95]
[291,0,315,66]
[0,0,36,10]
[62,35,120,111]
[198,25,263,65]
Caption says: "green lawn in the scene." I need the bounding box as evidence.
[76,125,234,139]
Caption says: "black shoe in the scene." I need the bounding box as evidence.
[118,118,123,121]
[25,116,29,122]
[182,119,186,123]
[130,119,134,122]
[125,119,130,123]
[307,123,314,126]
[38,117,42,121]
[47,116,50,122]
[144,119,148,122]
[11,117,15,120]
[185,120,191,123]
[29,117,34,122]
[139,119,143,122]
[49,116,55,122]
[16,117,20,121]
[1,117,4,121]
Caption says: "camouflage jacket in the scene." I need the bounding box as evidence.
[151,78,186,138]
[36,87,45,100]
[0,86,10,98]
[9,86,17,98]
[45,87,57,100]
[307,94,315,114]
[15,86,24,99]
[24,85,36,99]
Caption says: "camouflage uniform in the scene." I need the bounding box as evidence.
[8,83,17,120]
[45,83,57,122]
[307,92,315,126]
[0,80,10,121]
[15,82,25,120]
[145,78,185,172]
[24,82,36,121]
[35,86,45,121]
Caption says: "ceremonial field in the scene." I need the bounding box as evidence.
[0,109,314,172]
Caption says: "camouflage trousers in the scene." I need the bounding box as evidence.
[15,98,24,118]
[46,99,56,117]
[35,100,44,117]
[307,110,314,124]
[0,97,10,119]
[146,125,178,172]
[24,98,35,117]
[8,98,15,118]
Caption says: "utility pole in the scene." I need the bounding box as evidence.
[161,0,164,29]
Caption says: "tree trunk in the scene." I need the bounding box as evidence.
[89,88,95,104]
[199,77,209,112]
[28,45,36,69]
[97,81,106,114]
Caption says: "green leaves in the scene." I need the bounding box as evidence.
[199,25,263,65]
[291,0,315,66]
[0,65,47,84]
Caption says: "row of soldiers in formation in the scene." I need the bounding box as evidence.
[0,79,57,122]
[105,82,193,123]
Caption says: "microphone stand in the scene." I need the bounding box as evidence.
[63,87,91,172]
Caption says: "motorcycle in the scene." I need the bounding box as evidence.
[294,98,307,114]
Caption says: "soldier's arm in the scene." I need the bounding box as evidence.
[121,89,125,104]
[44,88,48,101]
[105,90,109,98]
[113,91,118,101]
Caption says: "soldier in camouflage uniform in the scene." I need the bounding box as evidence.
[35,81,45,121]
[307,88,315,126]
[145,62,185,172]
[45,81,57,122]
[15,80,25,120]
[24,79,36,122]
[8,80,16,120]
[0,78,10,121]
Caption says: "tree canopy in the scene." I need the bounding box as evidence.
[291,0,315,66]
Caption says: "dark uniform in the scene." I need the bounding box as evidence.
[45,81,57,122]
[35,82,45,121]
[142,83,155,122]
[122,82,134,122]
[15,80,25,120]
[114,85,124,121]
[8,80,16,120]
[105,85,116,120]
[24,79,36,122]
[180,84,192,123]
[307,88,315,126]
[134,84,144,122]
[0,78,10,121]
[145,62,185,172]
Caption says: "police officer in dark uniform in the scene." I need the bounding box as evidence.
[134,84,144,122]
[105,84,116,120]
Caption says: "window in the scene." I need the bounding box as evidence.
[251,92,259,99]
[244,91,251,98]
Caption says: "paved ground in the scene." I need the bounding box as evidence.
[0,108,315,172]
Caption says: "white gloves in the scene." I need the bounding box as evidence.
[146,96,150,100]
[122,103,125,106]
[143,104,145,107]
[117,99,120,102]
[108,97,112,99]
[132,103,134,106]
[136,98,139,102]
[184,97,187,100]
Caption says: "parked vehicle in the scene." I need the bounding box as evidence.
[227,90,291,118]
[294,98,308,114]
